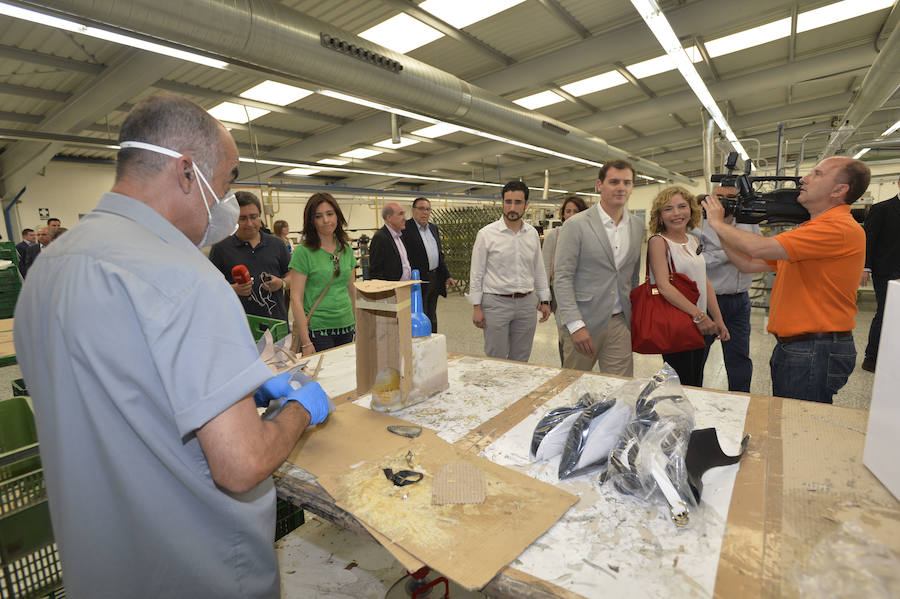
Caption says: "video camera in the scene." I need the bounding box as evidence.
[705,152,809,225]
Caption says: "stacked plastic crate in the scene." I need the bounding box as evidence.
[0,242,23,320]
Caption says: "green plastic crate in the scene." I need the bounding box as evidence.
[274,497,304,541]
[0,242,19,267]
[0,398,39,481]
[246,315,289,343]
[0,397,63,599]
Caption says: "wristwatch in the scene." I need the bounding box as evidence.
[540,301,550,306]
[692,313,706,324]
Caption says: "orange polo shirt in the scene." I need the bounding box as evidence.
[764,204,865,337]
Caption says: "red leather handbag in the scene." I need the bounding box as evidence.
[630,237,705,354]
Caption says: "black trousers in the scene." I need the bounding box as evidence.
[422,269,442,333]
[865,273,897,361]
[663,346,707,388]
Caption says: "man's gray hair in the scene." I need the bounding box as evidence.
[381,204,395,219]
[116,94,224,182]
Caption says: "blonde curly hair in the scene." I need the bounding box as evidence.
[648,186,701,234]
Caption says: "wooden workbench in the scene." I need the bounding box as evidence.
[274,346,900,598]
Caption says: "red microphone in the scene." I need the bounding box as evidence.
[231,264,252,285]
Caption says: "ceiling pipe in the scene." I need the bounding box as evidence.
[822,20,900,156]
[18,0,689,184]
[341,49,871,189]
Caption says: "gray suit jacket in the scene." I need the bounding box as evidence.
[554,207,644,332]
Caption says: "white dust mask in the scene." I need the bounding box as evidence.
[119,140,239,247]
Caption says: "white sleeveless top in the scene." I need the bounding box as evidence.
[649,234,708,313]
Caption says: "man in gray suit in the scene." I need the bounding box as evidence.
[554,160,644,376]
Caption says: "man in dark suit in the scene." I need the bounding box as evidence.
[16,228,36,275]
[21,226,51,278]
[402,197,455,332]
[861,176,900,371]
[368,202,411,282]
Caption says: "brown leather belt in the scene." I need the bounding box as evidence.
[776,331,852,344]
[494,291,533,298]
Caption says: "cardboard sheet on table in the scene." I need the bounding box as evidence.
[288,403,578,590]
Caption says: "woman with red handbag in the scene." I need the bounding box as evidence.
[646,187,729,386]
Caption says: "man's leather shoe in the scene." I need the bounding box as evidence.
[861,358,876,373]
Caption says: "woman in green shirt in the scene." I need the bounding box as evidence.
[288,193,357,355]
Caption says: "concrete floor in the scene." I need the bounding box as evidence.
[2,293,877,598]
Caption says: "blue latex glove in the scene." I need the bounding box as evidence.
[253,373,293,408]
[282,382,329,426]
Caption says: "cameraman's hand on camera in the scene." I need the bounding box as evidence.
[701,189,730,226]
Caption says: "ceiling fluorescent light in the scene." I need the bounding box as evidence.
[359,13,443,54]
[625,47,701,79]
[797,0,894,33]
[317,158,350,166]
[208,102,270,123]
[0,2,227,68]
[340,148,383,159]
[561,71,628,97]
[319,92,601,167]
[882,120,900,137]
[411,123,462,138]
[513,91,566,110]
[630,0,749,161]
[285,168,321,176]
[374,137,420,149]
[704,18,791,58]
[852,148,871,159]
[420,0,526,29]
[240,81,312,106]
[238,157,589,193]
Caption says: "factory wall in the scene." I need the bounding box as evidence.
[7,158,900,243]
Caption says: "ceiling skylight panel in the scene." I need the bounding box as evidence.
[208,102,270,123]
[374,137,420,148]
[704,19,791,58]
[882,120,900,137]
[359,13,443,54]
[561,71,628,97]
[797,0,894,32]
[317,158,350,166]
[340,148,383,159]
[513,90,566,110]
[239,81,312,105]
[420,0,526,29]
[411,123,462,138]
[285,168,321,176]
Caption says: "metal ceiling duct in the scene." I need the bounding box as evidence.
[822,21,900,157]
[18,0,690,183]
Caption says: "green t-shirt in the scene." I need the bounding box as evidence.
[289,243,357,331]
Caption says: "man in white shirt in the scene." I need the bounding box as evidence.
[468,181,551,362]
[554,160,645,375]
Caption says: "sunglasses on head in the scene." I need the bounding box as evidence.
[331,250,341,276]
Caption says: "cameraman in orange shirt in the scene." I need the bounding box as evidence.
[702,157,869,403]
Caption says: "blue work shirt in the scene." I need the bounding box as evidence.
[14,192,279,598]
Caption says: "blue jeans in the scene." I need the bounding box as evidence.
[310,326,355,353]
[701,292,752,392]
[769,336,856,403]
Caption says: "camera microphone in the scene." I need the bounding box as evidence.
[232,264,252,285]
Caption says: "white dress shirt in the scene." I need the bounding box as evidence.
[467,218,550,305]
[388,225,411,281]
[417,222,440,271]
[566,203,631,334]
